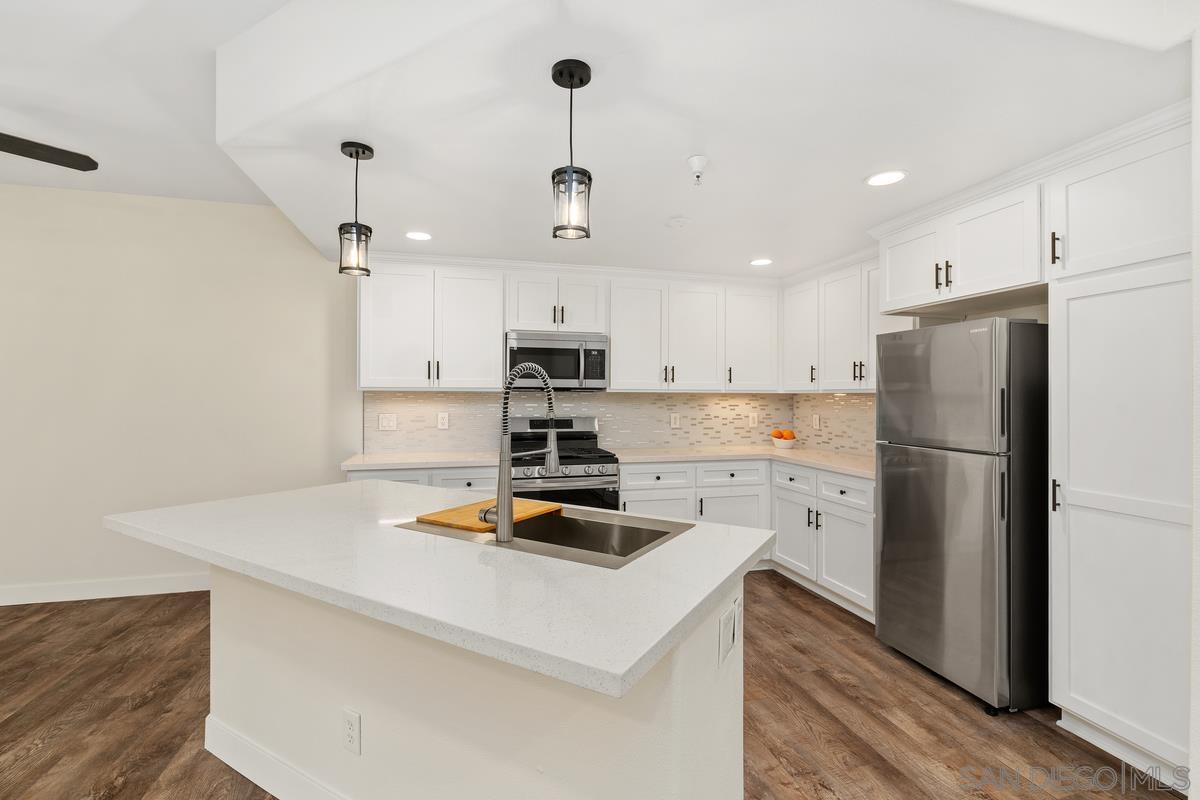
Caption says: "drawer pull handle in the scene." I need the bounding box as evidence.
[838,489,846,495]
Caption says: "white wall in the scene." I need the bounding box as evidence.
[1191,26,1200,791]
[0,184,360,604]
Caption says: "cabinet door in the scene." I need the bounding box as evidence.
[724,286,779,391]
[557,275,608,333]
[697,486,768,528]
[772,491,817,580]
[609,279,669,391]
[863,264,914,388]
[942,184,1041,299]
[621,488,696,520]
[435,269,504,389]
[818,266,865,391]
[358,264,435,389]
[1049,257,1191,768]
[668,283,725,391]
[781,281,820,391]
[816,502,873,612]
[878,220,942,312]
[506,272,559,331]
[1046,126,1190,281]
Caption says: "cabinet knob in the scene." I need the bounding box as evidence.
[839,488,846,495]
[655,475,661,481]
[729,472,736,478]
[788,476,795,482]
[466,481,473,487]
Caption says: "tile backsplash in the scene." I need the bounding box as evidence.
[364,392,795,452]
[363,391,876,455]
[791,394,876,456]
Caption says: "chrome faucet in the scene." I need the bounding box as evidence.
[479,362,559,543]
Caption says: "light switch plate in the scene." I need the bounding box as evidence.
[749,412,759,428]
[377,414,397,431]
[669,413,681,429]
[811,414,820,430]
[437,412,449,430]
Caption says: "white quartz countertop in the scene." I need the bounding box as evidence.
[342,445,874,480]
[103,480,774,698]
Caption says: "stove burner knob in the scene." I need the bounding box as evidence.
[522,467,533,477]
[561,466,571,475]
[537,466,547,477]
[584,466,594,475]
[596,464,608,474]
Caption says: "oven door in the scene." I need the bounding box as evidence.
[506,333,607,389]
[513,478,620,510]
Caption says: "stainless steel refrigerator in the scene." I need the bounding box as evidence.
[875,317,1047,712]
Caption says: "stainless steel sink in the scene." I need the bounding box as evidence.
[396,506,693,568]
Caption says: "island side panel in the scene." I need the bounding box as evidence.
[205,567,744,800]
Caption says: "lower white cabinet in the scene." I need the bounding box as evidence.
[621,488,696,520]
[814,502,874,612]
[430,469,496,492]
[346,469,431,485]
[771,490,817,579]
[697,486,769,528]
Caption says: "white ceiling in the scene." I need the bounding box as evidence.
[0,0,288,203]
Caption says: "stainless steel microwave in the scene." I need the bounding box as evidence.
[505,330,608,390]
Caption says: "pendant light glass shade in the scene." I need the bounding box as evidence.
[338,221,372,276]
[551,166,592,239]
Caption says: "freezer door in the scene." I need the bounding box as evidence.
[876,318,1006,453]
[875,443,1008,708]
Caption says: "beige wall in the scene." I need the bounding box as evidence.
[0,184,359,603]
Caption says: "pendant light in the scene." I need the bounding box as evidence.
[551,59,592,240]
[338,141,374,276]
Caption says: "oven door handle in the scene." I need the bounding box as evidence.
[513,477,619,491]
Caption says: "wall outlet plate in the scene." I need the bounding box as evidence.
[437,412,449,430]
[718,602,737,665]
[749,412,759,428]
[812,414,820,430]
[377,413,397,431]
[669,413,681,429]
[342,708,361,755]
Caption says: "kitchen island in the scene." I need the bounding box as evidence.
[103,479,774,800]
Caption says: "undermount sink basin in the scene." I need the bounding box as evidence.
[397,506,693,568]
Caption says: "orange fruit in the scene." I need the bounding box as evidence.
[771,429,783,438]
[781,430,796,440]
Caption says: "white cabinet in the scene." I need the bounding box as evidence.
[877,184,1042,313]
[697,486,769,528]
[621,488,696,520]
[781,280,820,391]
[1046,126,1190,281]
[724,286,778,391]
[772,489,817,580]
[359,265,501,390]
[430,469,496,492]
[346,469,431,484]
[358,264,436,389]
[1049,256,1191,771]
[815,502,874,612]
[434,269,504,389]
[506,273,607,333]
[818,266,865,391]
[620,462,695,490]
[609,279,669,391]
[667,283,726,391]
[863,263,915,388]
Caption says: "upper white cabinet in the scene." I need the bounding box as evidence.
[863,263,915,388]
[1045,127,1190,281]
[358,264,436,389]
[725,286,779,391]
[781,280,820,391]
[609,279,670,391]
[667,283,726,391]
[506,272,607,333]
[818,266,865,391]
[360,265,503,390]
[877,184,1042,313]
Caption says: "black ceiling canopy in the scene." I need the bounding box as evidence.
[0,132,98,171]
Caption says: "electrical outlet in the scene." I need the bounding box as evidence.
[377,414,397,431]
[437,412,449,430]
[812,414,820,430]
[718,601,737,665]
[669,413,681,429]
[342,708,361,755]
[749,412,759,428]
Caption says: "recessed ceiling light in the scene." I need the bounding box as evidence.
[865,170,907,187]
[406,231,432,241]
[750,258,773,267]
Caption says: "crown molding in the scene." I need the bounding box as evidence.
[782,246,878,286]
[866,100,1191,240]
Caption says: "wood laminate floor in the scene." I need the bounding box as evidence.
[0,572,1174,799]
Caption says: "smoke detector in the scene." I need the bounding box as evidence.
[687,154,709,186]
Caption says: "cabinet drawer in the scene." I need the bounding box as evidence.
[817,472,875,513]
[773,463,818,495]
[620,463,696,490]
[431,469,497,491]
[346,469,431,484]
[697,461,768,487]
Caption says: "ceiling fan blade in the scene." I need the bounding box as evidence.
[0,132,98,171]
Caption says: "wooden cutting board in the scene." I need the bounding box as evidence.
[416,498,562,533]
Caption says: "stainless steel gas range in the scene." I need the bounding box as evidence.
[509,416,619,510]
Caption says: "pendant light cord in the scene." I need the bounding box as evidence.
[353,156,359,223]
[569,85,574,168]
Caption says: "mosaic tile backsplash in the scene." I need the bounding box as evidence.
[363,391,876,454]
[791,393,876,456]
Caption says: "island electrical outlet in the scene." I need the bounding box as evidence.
[342,708,361,755]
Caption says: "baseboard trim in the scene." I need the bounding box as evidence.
[767,562,875,624]
[205,716,347,800]
[0,571,210,607]
[1057,711,1189,795]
